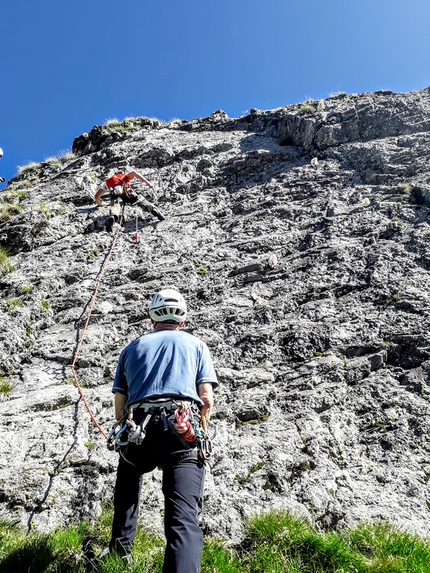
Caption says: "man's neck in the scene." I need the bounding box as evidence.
[153,323,180,332]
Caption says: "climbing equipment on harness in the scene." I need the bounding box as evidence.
[107,407,155,451]
[199,415,214,460]
[106,400,215,459]
[112,185,124,196]
[175,407,196,443]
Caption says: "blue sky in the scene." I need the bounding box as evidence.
[1,0,429,188]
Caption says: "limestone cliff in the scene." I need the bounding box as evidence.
[1,88,430,539]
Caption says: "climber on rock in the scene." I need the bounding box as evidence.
[106,288,218,572]
[0,147,5,183]
[95,170,165,232]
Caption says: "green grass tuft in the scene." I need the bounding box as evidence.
[37,202,52,218]
[17,161,41,176]
[201,540,241,572]
[2,188,28,202]
[0,202,24,220]
[5,298,21,311]
[0,510,430,572]
[0,246,13,277]
[299,103,317,115]
[0,376,12,395]
[21,283,33,295]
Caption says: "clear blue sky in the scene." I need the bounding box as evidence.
[1,0,429,188]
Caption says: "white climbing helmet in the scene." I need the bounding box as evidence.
[149,289,187,323]
[0,148,3,158]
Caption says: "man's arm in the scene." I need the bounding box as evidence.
[198,382,214,420]
[95,187,107,206]
[127,170,153,188]
[114,392,127,420]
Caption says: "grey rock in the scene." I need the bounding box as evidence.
[2,87,430,541]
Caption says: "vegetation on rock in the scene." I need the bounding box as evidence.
[1,511,429,572]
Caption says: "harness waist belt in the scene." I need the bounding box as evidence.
[128,399,191,413]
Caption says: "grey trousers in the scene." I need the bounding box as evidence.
[110,414,205,573]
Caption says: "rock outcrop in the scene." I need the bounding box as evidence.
[1,88,430,540]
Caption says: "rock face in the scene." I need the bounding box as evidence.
[1,89,430,540]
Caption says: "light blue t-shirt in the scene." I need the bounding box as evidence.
[112,329,218,406]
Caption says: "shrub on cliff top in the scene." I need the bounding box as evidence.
[17,161,41,176]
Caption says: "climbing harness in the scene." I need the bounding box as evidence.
[106,399,215,459]
[70,205,126,440]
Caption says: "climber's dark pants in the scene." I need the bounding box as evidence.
[110,415,205,573]
[109,194,153,218]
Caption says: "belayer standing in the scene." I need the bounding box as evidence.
[108,288,218,572]
[0,147,5,183]
[95,170,165,232]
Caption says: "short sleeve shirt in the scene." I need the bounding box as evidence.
[112,330,218,407]
[105,173,131,189]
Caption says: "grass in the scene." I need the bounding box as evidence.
[0,510,429,572]
[0,246,13,277]
[299,103,317,115]
[2,188,28,202]
[17,161,41,176]
[21,283,33,295]
[104,116,165,135]
[397,183,412,195]
[104,117,138,135]
[7,180,33,190]
[0,202,24,220]
[44,150,75,164]
[37,202,52,219]
[5,298,21,311]
[387,291,401,305]
[0,376,12,396]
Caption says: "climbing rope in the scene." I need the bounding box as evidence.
[70,203,214,453]
[70,207,125,439]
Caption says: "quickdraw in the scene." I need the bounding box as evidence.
[106,407,155,451]
[199,415,214,460]
[175,407,197,443]
[175,404,215,460]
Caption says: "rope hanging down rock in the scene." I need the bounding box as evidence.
[70,207,125,439]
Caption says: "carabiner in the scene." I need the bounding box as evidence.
[200,438,212,460]
[115,424,129,447]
